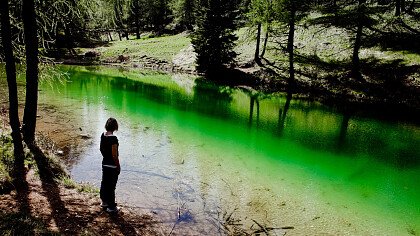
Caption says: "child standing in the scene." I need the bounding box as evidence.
[100,117,120,213]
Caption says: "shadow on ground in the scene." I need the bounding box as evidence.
[0,142,159,235]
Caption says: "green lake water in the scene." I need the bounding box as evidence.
[34,66,419,235]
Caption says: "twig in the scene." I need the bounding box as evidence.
[168,192,188,236]
[252,219,295,235]
[168,192,181,236]
[221,178,236,196]
[252,219,270,235]
[168,221,177,236]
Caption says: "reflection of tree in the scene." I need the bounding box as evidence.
[58,70,420,169]
[277,92,292,135]
[79,75,89,93]
[337,110,351,151]
[236,86,265,127]
[76,74,236,120]
[192,78,234,119]
[248,96,260,126]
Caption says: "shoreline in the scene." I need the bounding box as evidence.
[0,92,163,235]
[56,59,420,125]
[1,65,419,235]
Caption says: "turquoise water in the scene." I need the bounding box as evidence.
[37,66,420,235]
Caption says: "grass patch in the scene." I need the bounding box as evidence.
[0,134,14,193]
[72,18,419,79]
[29,150,68,182]
[85,33,191,62]
[60,176,99,195]
[0,130,98,196]
[0,212,58,235]
[381,50,420,65]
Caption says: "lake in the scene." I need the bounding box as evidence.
[36,65,419,235]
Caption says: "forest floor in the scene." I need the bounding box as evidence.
[0,168,159,235]
[56,26,420,122]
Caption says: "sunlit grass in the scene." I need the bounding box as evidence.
[383,50,420,65]
[74,17,419,74]
[60,176,99,195]
[87,33,191,62]
[0,134,13,192]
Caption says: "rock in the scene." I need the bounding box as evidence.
[117,55,130,62]
[85,51,100,58]
[80,134,91,139]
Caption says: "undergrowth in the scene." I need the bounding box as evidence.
[0,134,13,193]
[0,130,97,195]
[61,176,99,195]
[0,212,58,235]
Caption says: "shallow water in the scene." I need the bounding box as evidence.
[37,66,420,235]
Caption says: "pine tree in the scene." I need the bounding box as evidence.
[191,0,239,75]
[172,0,196,31]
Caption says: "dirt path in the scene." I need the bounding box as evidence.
[0,168,159,235]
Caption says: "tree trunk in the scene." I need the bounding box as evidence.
[333,0,339,24]
[255,23,261,64]
[135,8,140,39]
[0,0,25,160]
[108,31,113,41]
[118,31,122,41]
[287,4,296,92]
[407,0,416,12]
[352,0,364,81]
[352,23,363,80]
[125,30,129,40]
[260,28,269,58]
[22,0,39,144]
[64,26,75,55]
[396,0,401,16]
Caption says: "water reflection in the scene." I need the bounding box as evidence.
[191,78,234,118]
[36,66,420,235]
[44,67,420,169]
[277,91,292,135]
[337,111,351,150]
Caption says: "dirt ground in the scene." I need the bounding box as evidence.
[0,168,159,235]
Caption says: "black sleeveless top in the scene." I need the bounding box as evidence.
[100,133,119,166]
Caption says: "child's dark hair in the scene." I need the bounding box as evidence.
[105,118,118,132]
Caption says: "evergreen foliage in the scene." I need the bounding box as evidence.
[0,0,419,82]
[171,0,196,31]
[146,0,172,34]
[190,0,240,74]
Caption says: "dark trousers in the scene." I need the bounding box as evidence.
[100,167,119,208]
